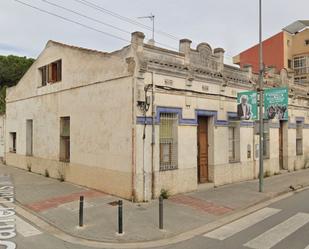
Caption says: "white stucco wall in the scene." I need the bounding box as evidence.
[5,41,135,199]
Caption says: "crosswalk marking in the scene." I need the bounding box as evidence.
[304,246,309,249]
[204,207,281,240]
[15,215,42,237]
[244,212,309,249]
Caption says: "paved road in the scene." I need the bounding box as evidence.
[154,188,309,249]
[6,188,309,249]
[1,212,93,249]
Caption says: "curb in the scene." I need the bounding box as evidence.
[9,185,309,249]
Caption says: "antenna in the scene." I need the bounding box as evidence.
[138,13,155,41]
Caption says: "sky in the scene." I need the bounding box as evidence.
[1,0,309,64]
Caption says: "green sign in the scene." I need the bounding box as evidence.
[237,91,258,120]
[264,87,288,120]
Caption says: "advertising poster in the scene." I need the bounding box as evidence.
[237,91,258,120]
[264,87,288,120]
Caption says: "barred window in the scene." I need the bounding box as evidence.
[263,121,270,159]
[296,121,303,155]
[159,113,178,171]
[228,122,240,162]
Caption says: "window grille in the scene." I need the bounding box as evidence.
[159,113,178,171]
[296,121,303,155]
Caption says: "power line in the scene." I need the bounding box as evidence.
[14,0,177,51]
[14,0,236,64]
[72,0,181,41]
[40,0,178,50]
[14,0,130,43]
[70,0,236,61]
[41,0,131,35]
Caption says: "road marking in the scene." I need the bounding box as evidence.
[244,212,309,249]
[15,215,42,237]
[204,207,281,240]
[304,246,309,249]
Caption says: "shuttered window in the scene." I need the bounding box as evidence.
[39,59,62,86]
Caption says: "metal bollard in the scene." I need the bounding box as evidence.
[159,196,163,229]
[79,196,84,227]
[118,200,123,234]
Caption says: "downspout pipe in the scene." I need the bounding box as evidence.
[151,72,155,199]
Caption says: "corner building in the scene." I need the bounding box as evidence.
[5,32,309,201]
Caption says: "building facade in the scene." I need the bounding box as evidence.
[233,20,309,84]
[5,32,309,202]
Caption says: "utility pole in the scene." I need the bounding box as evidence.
[258,0,264,192]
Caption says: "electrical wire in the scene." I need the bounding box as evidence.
[72,0,181,41]
[41,0,131,35]
[14,0,130,43]
[14,0,237,62]
[71,0,237,61]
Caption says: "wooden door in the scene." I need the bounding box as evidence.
[279,121,283,170]
[197,117,208,183]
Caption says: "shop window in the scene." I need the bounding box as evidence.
[9,132,16,153]
[60,117,70,162]
[296,121,303,155]
[228,121,240,162]
[39,59,62,86]
[159,113,178,171]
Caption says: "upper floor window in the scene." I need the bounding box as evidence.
[293,56,307,76]
[39,59,62,86]
[294,56,306,69]
[305,39,309,46]
[288,59,292,69]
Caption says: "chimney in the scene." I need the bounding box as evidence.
[131,31,145,51]
[214,48,225,72]
[179,39,192,54]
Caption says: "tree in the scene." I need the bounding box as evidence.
[0,55,35,114]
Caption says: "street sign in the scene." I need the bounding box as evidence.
[264,87,288,120]
[237,91,258,120]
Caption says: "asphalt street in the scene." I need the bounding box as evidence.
[154,188,309,249]
[7,188,309,249]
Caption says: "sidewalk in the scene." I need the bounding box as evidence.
[1,163,309,243]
